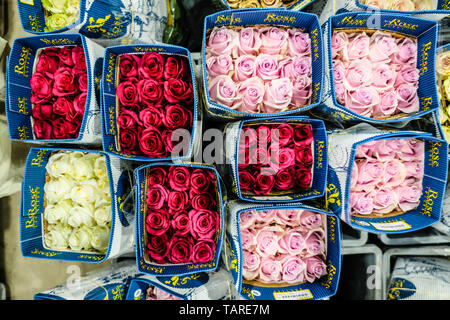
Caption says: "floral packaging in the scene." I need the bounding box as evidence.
[6,33,104,145]
[34,260,140,300]
[326,123,449,234]
[436,44,450,144]
[216,0,314,11]
[201,9,324,121]
[20,147,135,262]
[316,12,440,125]
[222,116,327,202]
[101,44,201,162]
[134,162,226,276]
[125,268,236,300]
[17,0,168,47]
[223,201,341,300]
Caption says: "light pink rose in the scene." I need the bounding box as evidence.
[291,75,312,107]
[274,209,301,227]
[206,54,234,78]
[278,229,306,256]
[255,54,280,81]
[373,187,398,214]
[242,249,260,281]
[240,229,256,251]
[287,29,311,57]
[237,27,262,56]
[304,228,326,256]
[261,78,293,113]
[399,139,424,161]
[334,83,347,105]
[333,60,346,84]
[254,210,276,226]
[393,37,417,67]
[208,75,240,108]
[373,90,398,117]
[345,86,380,117]
[369,31,398,63]
[259,257,282,283]
[355,140,377,159]
[233,55,256,82]
[404,160,424,178]
[395,66,420,87]
[372,63,396,93]
[350,192,374,215]
[343,58,372,91]
[350,160,358,189]
[304,256,327,283]
[236,77,264,113]
[331,31,349,61]
[299,210,323,229]
[206,27,238,56]
[255,225,284,257]
[353,159,384,192]
[396,84,420,114]
[394,184,422,212]
[347,32,370,60]
[383,159,407,187]
[239,210,256,229]
[259,27,288,55]
[280,255,306,284]
[280,56,312,79]
[372,140,396,162]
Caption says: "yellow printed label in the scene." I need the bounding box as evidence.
[316,140,325,169]
[214,14,242,25]
[25,187,40,229]
[28,14,42,32]
[428,141,441,168]
[105,52,117,85]
[31,149,48,167]
[14,46,32,77]
[337,16,366,27]
[164,274,201,286]
[420,42,432,76]
[310,28,320,63]
[420,186,439,217]
[383,19,418,31]
[321,261,337,289]
[263,13,296,24]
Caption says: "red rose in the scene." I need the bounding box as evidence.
[164,56,186,80]
[120,54,140,80]
[33,120,53,139]
[71,46,87,74]
[147,184,168,210]
[32,103,53,121]
[275,167,296,191]
[119,129,138,154]
[117,78,139,106]
[295,168,312,189]
[190,168,211,193]
[191,239,216,264]
[148,166,167,186]
[171,211,191,237]
[139,52,164,80]
[73,92,87,115]
[168,166,191,191]
[53,97,73,116]
[163,104,192,130]
[167,236,194,264]
[137,79,164,106]
[78,73,88,92]
[188,209,220,240]
[58,46,74,67]
[255,173,275,195]
[167,190,189,211]
[139,125,166,157]
[117,109,141,130]
[294,124,314,147]
[146,208,171,236]
[191,193,217,210]
[30,72,53,103]
[298,145,313,167]
[53,67,78,97]
[139,106,163,128]
[147,233,168,264]
[163,78,193,104]
[42,47,60,58]
[36,53,59,78]
[239,170,256,191]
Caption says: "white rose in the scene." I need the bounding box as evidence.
[44,176,74,203]
[90,225,110,253]
[44,224,72,250]
[67,205,95,228]
[94,205,112,226]
[68,152,94,181]
[46,152,73,179]
[68,226,93,251]
[44,200,72,225]
[65,0,81,15]
[93,155,109,182]
[80,179,111,207]
[70,183,97,207]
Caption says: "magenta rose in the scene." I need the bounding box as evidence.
[254,173,276,195]
[206,26,238,56]
[259,27,288,55]
[188,209,220,240]
[58,46,74,67]
[52,67,78,97]
[117,79,139,106]
[147,233,168,264]
[167,236,194,264]
[36,52,59,78]
[242,249,261,281]
[191,239,216,263]
[280,255,306,284]
[147,184,168,210]
[164,78,193,104]
[293,124,313,147]
[30,72,53,103]
[139,52,164,80]
[168,166,191,191]
[269,147,296,171]
[206,54,234,78]
[148,167,167,185]
[117,109,141,130]
[295,168,312,189]
[138,79,163,106]
[119,54,140,80]
[71,46,86,74]
[237,27,261,56]
[33,120,52,139]
[190,168,212,193]
[163,104,192,129]
[275,168,296,191]
[164,56,186,80]
[52,117,78,139]
[78,73,88,92]
[139,125,166,157]
[239,170,256,191]
[171,211,190,237]
[304,256,327,283]
[33,103,53,121]
[272,124,294,147]
[73,92,87,115]
[233,55,256,82]
[146,209,170,236]
[139,106,163,128]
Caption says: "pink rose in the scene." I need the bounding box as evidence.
[259,257,282,283]
[237,27,262,56]
[334,83,347,105]
[304,256,327,283]
[147,234,168,264]
[190,168,212,193]
[255,54,280,81]
[305,228,326,256]
[291,75,312,107]
[33,102,53,121]
[396,84,419,114]
[233,55,256,82]
[146,209,170,236]
[36,52,59,78]
[373,90,398,117]
[240,229,256,251]
[192,239,216,263]
[261,78,293,113]
[299,210,323,229]
[254,173,276,195]
[404,160,424,179]
[383,159,407,187]
[206,54,234,78]
[393,37,417,67]
[278,229,306,256]
[274,209,301,227]
[208,75,240,108]
[394,184,422,212]
[164,56,186,80]
[242,249,260,281]
[369,31,397,63]
[206,27,238,56]
[399,139,424,162]
[287,29,311,57]
[259,27,288,55]
[269,147,296,172]
[355,140,377,159]
[147,184,168,210]
[168,166,190,191]
[167,236,193,264]
[171,211,190,236]
[372,63,396,92]
[239,210,256,229]
[347,32,370,60]
[188,209,220,240]
[139,125,165,157]
[372,140,396,162]
[350,192,374,215]
[191,193,216,211]
[71,46,86,74]
[255,226,283,257]
[395,66,420,87]
[239,170,256,191]
[373,187,398,214]
[148,167,167,185]
[333,60,346,84]
[236,77,264,113]
[280,56,312,79]
[331,31,349,60]
[350,160,358,189]
[280,255,306,284]
[343,58,372,91]
[345,86,380,117]
[254,210,276,227]
[353,159,384,192]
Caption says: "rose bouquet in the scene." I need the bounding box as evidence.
[224,202,341,300]
[222,0,311,10]
[101,44,200,162]
[436,46,450,143]
[6,33,104,145]
[21,147,136,262]
[135,163,225,276]
[326,123,448,234]
[359,0,433,11]
[202,9,323,120]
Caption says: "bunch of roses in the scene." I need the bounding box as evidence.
[205,26,313,114]
[361,0,433,11]
[116,52,194,157]
[331,30,421,119]
[238,123,314,195]
[349,138,425,216]
[145,165,221,265]
[436,50,450,143]
[146,285,182,300]
[239,209,327,284]
[43,151,112,254]
[42,0,80,32]
[30,45,87,140]
[226,0,296,8]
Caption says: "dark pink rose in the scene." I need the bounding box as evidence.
[53,67,78,97]
[119,54,140,80]
[139,125,166,157]
[148,167,167,186]
[239,170,256,191]
[58,46,74,67]
[167,236,194,264]
[146,209,171,236]
[191,193,216,211]
[188,209,220,240]
[137,79,163,106]
[33,120,52,139]
[52,117,78,139]
[164,56,186,80]
[147,233,168,264]
[73,92,87,116]
[139,52,164,80]
[168,166,191,191]
[32,103,53,121]
[78,73,88,92]
[117,78,139,106]
[117,109,141,130]
[293,124,313,147]
[295,168,312,189]
[163,78,194,104]
[163,104,192,129]
[119,129,138,154]
[171,211,190,237]
[191,239,216,263]
[272,124,294,147]
[30,72,53,102]
[275,167,296,191]
[139,106,163,128]
[147,184,168,210]
[190,168,211,193]
[167,190,189,211]
[255,173,275,195]
[71,46,86,74]
[36,52,59,78]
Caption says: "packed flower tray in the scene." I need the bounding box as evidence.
[20,148,135,262]
[134,162,226,276]
[101,44,201,162]
[436,44,450,145]
[224,201,341,300]
[356,0,448,13]
[317,12,440,125]
[218,0,314,11]
[223,116,327,202]
[5,33,104,145]
[202,8,324,120]
[326,123,449,234]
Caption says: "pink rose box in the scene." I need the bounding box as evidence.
[6,33,104,145]
[326,123,449,234]
[134,162,226,276]
[223,200,341,300]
